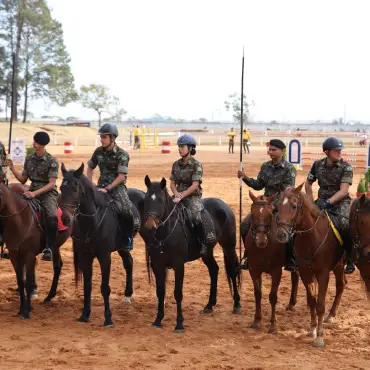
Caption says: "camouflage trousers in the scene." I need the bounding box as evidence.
[316,199,350,232]
[37,190,58,224]
[110,187,133,219]
[240,213,252,239]
[182,196,204,225]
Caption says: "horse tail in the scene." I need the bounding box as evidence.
[73,241,82,288]
[223,248,242,297]
[145,244,152,284]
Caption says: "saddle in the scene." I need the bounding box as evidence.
[182,205,217,245]
[110,199,141,236]
[27,198,68,232]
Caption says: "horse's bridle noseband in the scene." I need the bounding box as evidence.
[276,194,304,238]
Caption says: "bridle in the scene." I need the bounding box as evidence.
[250,201,274,245]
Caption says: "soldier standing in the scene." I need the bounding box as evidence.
[305,136,355,274]
[5,132,59,261]
[228,128,236,154]
[238,139,297,271]
[87,123,134,251]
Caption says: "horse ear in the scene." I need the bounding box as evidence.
[359,193,366,206]
[61,162,67,176]
[266,193,277,203]
[145,175,152,188]
[294,182,304,194]
[249,190,258,203]
[280,183,286,192]
[74,163,84,178]
[160,177,166,189]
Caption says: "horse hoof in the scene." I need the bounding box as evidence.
[21,314,30,320]
[307,328,317,339]
[268,326,277,334]
[286,304,295,311]
[31,291,38,300]
[250,322,261,330]
[324,315,334,324]
[104,323,115,328]
[77,316,89,323]
[174,328,185,334]
[152,322,162,328]
[121,296,131,304]
[200,307,213,314]
[232,306,242,315]
[312,337,325,348]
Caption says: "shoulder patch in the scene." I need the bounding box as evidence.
[344,165,353,171]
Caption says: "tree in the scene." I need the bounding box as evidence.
[79,84,115,127]
[199,117,208,123]
[224,93,254,123]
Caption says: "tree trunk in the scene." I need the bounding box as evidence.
[98,111,102,127]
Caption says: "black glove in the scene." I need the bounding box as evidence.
[316,199,332,210]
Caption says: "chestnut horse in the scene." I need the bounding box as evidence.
[349,195,370,295]
[276,184,346,348]
[244,191,299,333]
[0,182,70,319]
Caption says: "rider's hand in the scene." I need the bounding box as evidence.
[237,170,246,179]
[4,159,14,169]
[23,191,35,199]
[173,197,182,203]
[97,188,108,193]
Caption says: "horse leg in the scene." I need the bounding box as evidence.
[286,271,299,311]
[313,272,330,348]
[44,248,63,303]
[24,254,37,319]
[30,261,38,299]
[222,248,242,314]
[174,263,185,333]
[78,253,93,323]
[118,249,133,303]
[10,254,25,317]
[250,273,262,329]
[268,268,282,334]
[302,276,317,339]
[152,263,166,328]
[98,253,114,328]
[201,252,219,313]
[325,265,346,324]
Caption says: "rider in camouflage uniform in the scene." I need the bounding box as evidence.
[87,123,134,251]
[238,139,297,271]
[0,141,6,248]
[305,136,355,274]
[170,134,210,257]
[5,132,59,261]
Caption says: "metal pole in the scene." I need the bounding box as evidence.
[8,52,16,156]
[239,49,245,263]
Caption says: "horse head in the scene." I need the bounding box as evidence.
[276,182,305,244]
[143,175,169,230]
[60,162,84,226]
[249,190,276,248]
[350,194,370,293]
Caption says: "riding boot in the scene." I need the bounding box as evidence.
[195,221,209,257]
[119,213,134,252]
[0,219,8,259]
[239,216,251,270]
[284,240,297,272]
[344,243,355,274]
[43,218,58,261]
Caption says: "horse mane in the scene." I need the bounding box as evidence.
[150,182,173,213]
[285,187,321,219]
[78,173,110,208]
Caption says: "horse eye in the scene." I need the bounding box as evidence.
[292,205,297,210]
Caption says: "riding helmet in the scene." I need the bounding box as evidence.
[98,123,119,138]
[322,136,344,151]
[177,134,196,148]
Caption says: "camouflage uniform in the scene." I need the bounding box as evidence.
[0,142,6,178]
[22,152,59,250]
[87,144,134,244]
[240,159,296,236]
[170,157,204,224]
[307,157,352,233]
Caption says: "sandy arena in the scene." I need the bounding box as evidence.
[0,140,369,370]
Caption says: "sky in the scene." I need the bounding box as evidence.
[28,0,370,122]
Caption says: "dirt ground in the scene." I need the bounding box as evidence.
[0,144,369,370]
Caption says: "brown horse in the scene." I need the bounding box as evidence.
[244,191,299,333]
[349,195,370,295]
[276,184,346,348]
[0,181,70,319]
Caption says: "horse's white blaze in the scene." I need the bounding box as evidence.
[283,197,288,205]
[151,194,156,201]
[260,207,263,214]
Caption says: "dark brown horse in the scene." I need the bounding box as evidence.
[349,195,370,296]
[0,181,70,319]
[244,191,299,333]
[276,184,346,348]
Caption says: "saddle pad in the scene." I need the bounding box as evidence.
[35,208,68,232]
[325,210,343,246]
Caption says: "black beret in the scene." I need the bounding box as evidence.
[33,131,50,146]
[269,139,286,149]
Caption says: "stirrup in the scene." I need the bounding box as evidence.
[200,243,208,256]
[239,258,248,270]
[344,264,355,275]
